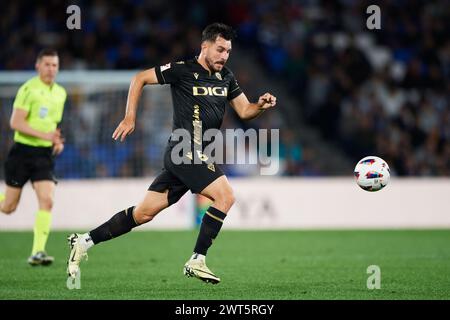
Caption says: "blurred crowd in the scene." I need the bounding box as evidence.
[1,0,448,177]
[225,0,449,176]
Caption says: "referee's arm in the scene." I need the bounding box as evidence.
[10,108,61,143]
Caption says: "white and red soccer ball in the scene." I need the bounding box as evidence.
[354,156,390,192]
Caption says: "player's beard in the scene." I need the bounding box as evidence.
[205,56,224,72]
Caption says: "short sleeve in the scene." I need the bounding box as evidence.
[227,72,243,101]
[13,84,32,112]
[155,62,185,85]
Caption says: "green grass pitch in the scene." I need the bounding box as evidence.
[0,230,449,299]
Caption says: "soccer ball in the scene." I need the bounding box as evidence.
[354,156,390,192]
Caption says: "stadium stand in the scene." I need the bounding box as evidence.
[0,0,448,177]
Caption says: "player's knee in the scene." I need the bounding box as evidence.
[134,205,161,224]
[226,191,236,208]
[135,213,154,224]
[214,189,235,212]
[39,196,54,211]
[1,203,17,214]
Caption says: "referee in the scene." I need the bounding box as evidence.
[0,49,66,266]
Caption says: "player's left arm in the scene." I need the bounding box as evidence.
[229,92,277,120]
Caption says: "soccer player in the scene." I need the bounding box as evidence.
[67,23,276,284]
[0,49,66,265]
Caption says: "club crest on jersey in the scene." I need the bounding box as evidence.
[39,106,49,118]
[215,72,222,80]
[194,73,199,79]
[193,86,228,96]
[208,163,216,172]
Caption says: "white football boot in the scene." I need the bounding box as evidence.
[66,233,88,278]
[183,254,220,284]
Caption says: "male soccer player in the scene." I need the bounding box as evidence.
[67,23,276,284]
[0,49,66,265]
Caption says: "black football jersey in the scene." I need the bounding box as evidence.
[155,58,242,148]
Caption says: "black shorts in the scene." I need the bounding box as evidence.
[148,145,224,206]
[4,143,56,188]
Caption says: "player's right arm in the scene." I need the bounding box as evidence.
[113,62,183,142]
[10,107,62,143]
[112,68,158,142]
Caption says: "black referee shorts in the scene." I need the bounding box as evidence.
[149,145,224,206]
[4,143,57,188]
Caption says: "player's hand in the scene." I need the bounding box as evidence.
[52,142,64,156]
[112,117,135,142]
[258,93,277,110]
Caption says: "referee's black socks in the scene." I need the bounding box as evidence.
[89,206,138,244]
[194,207,227,255]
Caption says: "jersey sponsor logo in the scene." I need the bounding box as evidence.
[192,86,228,97]
[160,63,171,72]
[39,106,49,118]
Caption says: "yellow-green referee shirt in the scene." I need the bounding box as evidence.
[13,76,67,147]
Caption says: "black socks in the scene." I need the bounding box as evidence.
[88,205,227,254]
[89,206,138,244]
[194,207,227,255]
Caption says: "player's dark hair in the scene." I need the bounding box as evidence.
[201,23,236,42]
[36,48,58,61]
